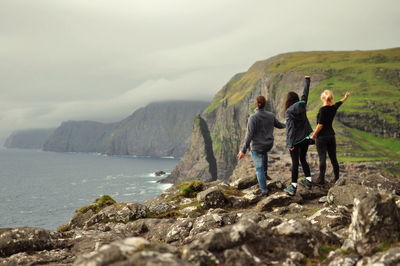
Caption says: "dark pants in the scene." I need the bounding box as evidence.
[290,140,311,183]
[316,135,339,181]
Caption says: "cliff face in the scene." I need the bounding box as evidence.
[43,121,116,153]
[107,101,209,157]
[169,48,400,183]
[43,101,209,157]
[4,129,55,149]
[162,115,217,184]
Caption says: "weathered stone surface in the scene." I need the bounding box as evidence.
[327,184,372,207]
[147,202,173,216]
[74,237,149,266]
[321,251,360,266]
[307,206,351,229]
[348,193,400,255]
[0,248,73,266]
[188,213,234,240]
[255,192,293,212]
[298,184,328,200]
[196,187,226,209]
[0,227,64,258]
[231,175,258,190]
[165,218,194,243]
[356,247,400,265]
[84,203,147,228]
[226,196,250,209]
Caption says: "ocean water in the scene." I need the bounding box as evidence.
[0,148,179,230]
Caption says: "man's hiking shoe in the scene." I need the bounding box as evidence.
[260,190,269,197]
[284,185,297,196]
[300,179,312,189]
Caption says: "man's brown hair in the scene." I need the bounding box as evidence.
[256,95,266,109]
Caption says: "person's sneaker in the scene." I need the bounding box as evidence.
[284,185,297,196]
[300,179,312,189]
[314,178,325,187]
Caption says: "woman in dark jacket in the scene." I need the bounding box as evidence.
[311,90,350,185]
[284,76,313,196]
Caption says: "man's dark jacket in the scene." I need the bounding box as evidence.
[241,109,286,153]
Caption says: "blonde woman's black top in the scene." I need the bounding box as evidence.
[316,101,342,137]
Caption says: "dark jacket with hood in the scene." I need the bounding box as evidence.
[241,109,286,153]
[285,77,313,148]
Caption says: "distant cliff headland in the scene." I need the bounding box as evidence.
[4,128,55,150]
[4,101,209,158]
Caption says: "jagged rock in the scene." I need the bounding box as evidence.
[155,170,166,176]
[196,187,227,209]
[183,218,341,264]
[123,218,175,242]
[74,237,149,265]
[84,203,147,228]
[255,192,293,212]
[307,206,351,229]
[348,192,400,255]
[258,217,284,230]
[327,184,372,207]
[188,213,235,239]
[69,209,96,229]
[165,218,194,243]
[74,237,185,266]
[298,184,328,200]
[231,175,258,190]
[356,247,400,265]
[241,185,263,204]
[0,227,65,258]
[321,251,360,266]
[288,203,305,213]
[226,196,250,209]
[147,202,173,216]
[237,211,266,223]
[0,248,73,266]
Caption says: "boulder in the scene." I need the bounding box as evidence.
[147,202,173,216]
[348,192,400,255]
[74,237,186,266]
[0,227,64,257]
[255,192,293,212]
[84,203,148,228]
[327,184,371,207]
[231,175,258,190]
[356,247,400,265]
[188,213,234,239]
[165,218,194,243]
[155,170,166,176]
[307,206,351,229]
[196,187,227,209]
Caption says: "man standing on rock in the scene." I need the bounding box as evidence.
[237,96,286,196]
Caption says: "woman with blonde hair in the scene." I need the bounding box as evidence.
[311,90,350,185]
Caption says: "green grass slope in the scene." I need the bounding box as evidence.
[206,48,400,163]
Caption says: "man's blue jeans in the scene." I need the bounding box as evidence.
[251,150,268,192]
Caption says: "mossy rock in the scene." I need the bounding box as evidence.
[176,180,205,198]
[75,195,116,214]
[57,224,70,232]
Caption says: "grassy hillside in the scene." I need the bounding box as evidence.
[205,48,400,163]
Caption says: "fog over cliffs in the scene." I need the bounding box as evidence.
[42,101,209,157]
[4,129,55,150]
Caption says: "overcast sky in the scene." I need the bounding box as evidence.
[0,0,399,140]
